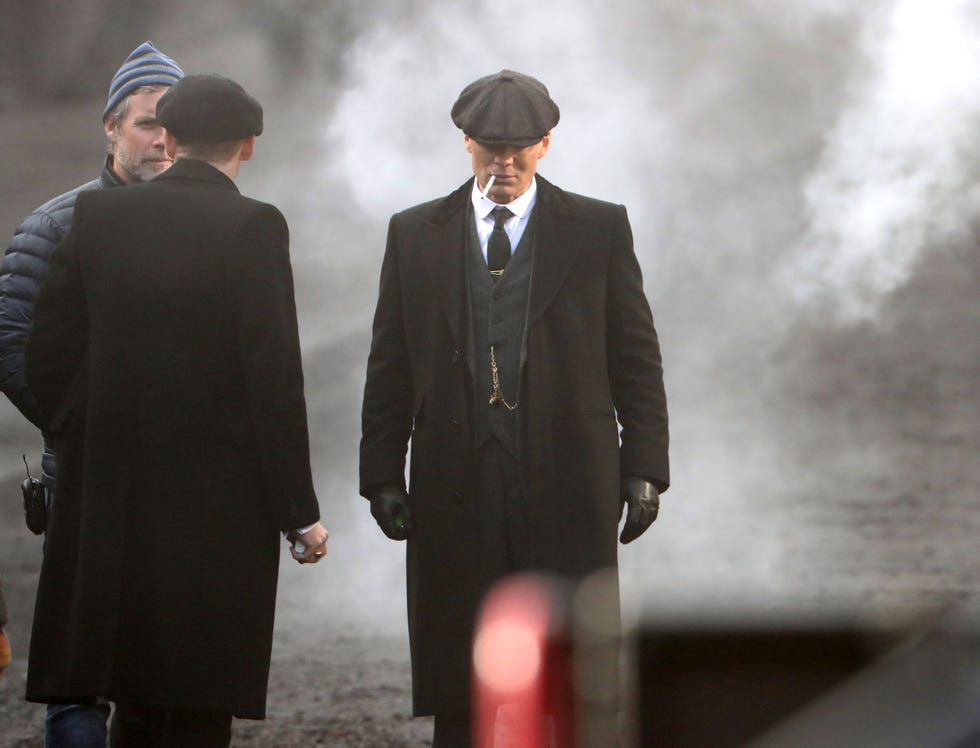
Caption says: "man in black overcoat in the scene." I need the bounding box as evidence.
[360,70,669,746]
[0,41,185,744]
[25,74,328,747]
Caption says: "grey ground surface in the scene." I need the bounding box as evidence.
[0,475,434,748]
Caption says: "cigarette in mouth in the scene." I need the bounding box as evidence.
[481,175,496,199]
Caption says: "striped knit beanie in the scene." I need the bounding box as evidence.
[103,41,184,120]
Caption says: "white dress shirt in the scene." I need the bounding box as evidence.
[470,176,539,264]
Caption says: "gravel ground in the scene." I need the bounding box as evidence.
[0,483,434,747]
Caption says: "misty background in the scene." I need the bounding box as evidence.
[1,0,978,642]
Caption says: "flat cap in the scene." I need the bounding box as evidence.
[156,74,263,143]
[451,70,559,147]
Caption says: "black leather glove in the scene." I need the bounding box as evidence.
[620,477,659,544]
[369,484,414,541]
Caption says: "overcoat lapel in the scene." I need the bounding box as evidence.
[419,180,473,376]
[526,175,585,328]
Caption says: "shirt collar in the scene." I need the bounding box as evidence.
[471,175,538,220]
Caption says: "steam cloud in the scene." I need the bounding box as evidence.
[328,0,980,326]
[789,0,980,321]
[319,0,980,616]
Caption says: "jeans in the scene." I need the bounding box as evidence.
[45,701,111,748]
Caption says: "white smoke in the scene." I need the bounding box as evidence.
[328,0,980,326]
[324,0,673,275]
[789,0,980,321]
[317,0,979,617]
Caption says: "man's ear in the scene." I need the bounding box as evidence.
[239,134,256,162]
[538,131,551,158]
[104,118,117,142]
[165,132,177,160]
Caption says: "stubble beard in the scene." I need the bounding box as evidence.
[113,141,171,184]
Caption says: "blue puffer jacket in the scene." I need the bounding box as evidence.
[0,157,124,487]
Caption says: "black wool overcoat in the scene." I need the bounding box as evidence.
[24,159,320,719]
[359,175,669,715]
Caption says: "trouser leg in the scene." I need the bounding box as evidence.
[109,704,231,748]
[433,711,472,748]
[108,704,165,747]
[161,708,232,748]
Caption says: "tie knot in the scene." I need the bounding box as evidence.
[491,206,513,229]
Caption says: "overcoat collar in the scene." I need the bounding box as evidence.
[418,174,588,372]
[153,158,241,193]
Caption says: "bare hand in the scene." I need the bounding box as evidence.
[287,522,329,564]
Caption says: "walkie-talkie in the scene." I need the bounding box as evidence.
[21,454,47,535]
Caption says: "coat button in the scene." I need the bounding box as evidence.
[451,349,460,365]
[454,491,463,503]
[451,418,462,433]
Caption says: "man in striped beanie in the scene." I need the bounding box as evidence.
[0,40,182,748]
[103,41,185,184]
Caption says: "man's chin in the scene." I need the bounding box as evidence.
[138,160,173,181]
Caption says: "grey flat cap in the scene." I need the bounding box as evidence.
[157,74,263,143]
[451,70,559,147]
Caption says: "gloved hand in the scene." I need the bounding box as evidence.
[620,477,659,544]
[369,484,414,541]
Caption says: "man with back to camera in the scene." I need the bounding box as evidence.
[360,70,670,746]
[0,40,183,747]
[24,73,328,748]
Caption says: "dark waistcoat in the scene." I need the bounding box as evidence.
[466,207,536,456]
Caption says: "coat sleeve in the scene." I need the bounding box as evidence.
[359,215,414,497]
[23,204,89,432]
[235,204,320,531]
[0,207,69,429]
[605,205,670,492]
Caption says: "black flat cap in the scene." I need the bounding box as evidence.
[451,70,559,147]
[157,74,263,143]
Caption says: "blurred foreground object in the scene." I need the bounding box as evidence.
[473,571,623,747]
[637,616,980,747]
[748,627,980,748]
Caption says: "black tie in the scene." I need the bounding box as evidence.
[487,206,513,278]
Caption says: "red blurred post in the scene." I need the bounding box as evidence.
[472,574,574,747]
